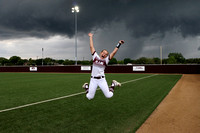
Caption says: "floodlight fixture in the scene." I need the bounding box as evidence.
[71,5,79,65]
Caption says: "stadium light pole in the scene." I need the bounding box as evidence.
[42,48,44,66]
[72,5,79,65]
[160,46,162,65]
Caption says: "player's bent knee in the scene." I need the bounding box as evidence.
[87,96,94,100]
[104,92,113,98]
[86,94,95,100]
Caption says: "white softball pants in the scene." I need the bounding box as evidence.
[86,78,113,100]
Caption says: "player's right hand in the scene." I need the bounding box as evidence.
[88,33,93,37]
[119,40,125,44]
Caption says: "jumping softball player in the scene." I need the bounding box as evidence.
[82,33,124,100]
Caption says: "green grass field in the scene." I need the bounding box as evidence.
[0,73,181,133]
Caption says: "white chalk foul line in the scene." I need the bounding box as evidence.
[121,74,158,85]
[0,74,157,113]
[0,92,85,113]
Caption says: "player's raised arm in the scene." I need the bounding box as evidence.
[88,33,95,54]
[109,40,124,60]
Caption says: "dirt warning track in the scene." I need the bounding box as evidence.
[136,74,200,133]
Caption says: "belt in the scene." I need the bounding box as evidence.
[91,76,105,79]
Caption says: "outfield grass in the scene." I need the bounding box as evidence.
[0,73,181,133]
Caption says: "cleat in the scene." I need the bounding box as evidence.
[112,80,121,87]
[82,83,89,89]
[82,83,89,94]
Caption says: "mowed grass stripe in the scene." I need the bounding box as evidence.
[0,73,89,110]
[0,92,85,113]
[0,74,157,113]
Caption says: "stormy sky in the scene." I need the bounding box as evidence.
[0,0,200,60]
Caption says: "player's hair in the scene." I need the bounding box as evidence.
[101,49,109,55]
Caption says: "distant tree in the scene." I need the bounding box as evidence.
[81,60,91,65]
[0,57,9,66]
[35,59,42,65]
[117,60,124,64]
[28,58,36,66]
[132,59,136,64]
[167,56,176,64]
[44,57,55,65]
[56,59,65,64]
[124,58,132,64]
[186,58,200,64]
[168,53,185,64]
[90,59,93,64]
[77,60,91,65]
[147,58,154,64]
[136,57,156,64]
[63,60,75,65]
[136,57,148,64]
[22,59,28,65]
[109,58,117,65]
[9,56,23,65]
[162,59,168,64]
[153,57,160,64]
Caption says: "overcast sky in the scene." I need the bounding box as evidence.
[0,0,200,60]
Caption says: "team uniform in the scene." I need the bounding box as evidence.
[83,33,123,100]
[83,51,121,100]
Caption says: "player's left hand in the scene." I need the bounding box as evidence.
[88,33,93,37]
[119,40,125,44]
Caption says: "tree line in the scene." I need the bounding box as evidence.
[0,53,200,66]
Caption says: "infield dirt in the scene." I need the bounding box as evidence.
[136,74,200,133]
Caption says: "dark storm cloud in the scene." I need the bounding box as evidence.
[123,0,200,38]
[0,0,74,39]
[0,0,200,39]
